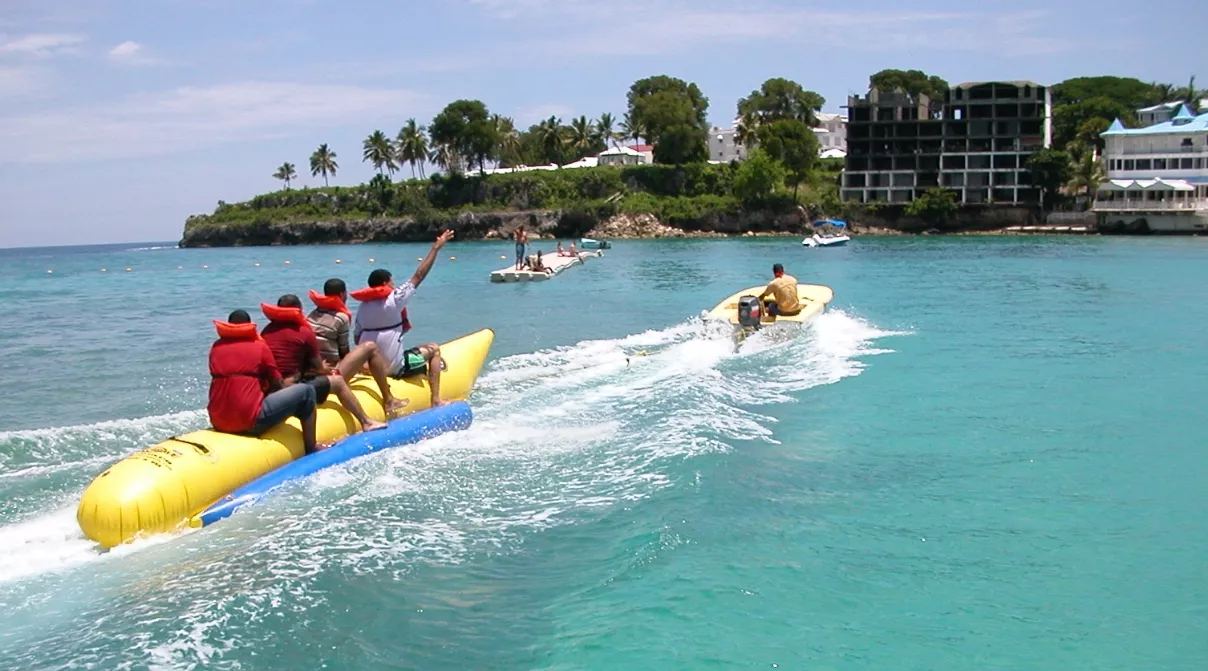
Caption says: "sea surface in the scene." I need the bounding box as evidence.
[0,236,1206,670]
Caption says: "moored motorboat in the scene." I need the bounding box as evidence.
[579,237,612,250]
[76,328,495,548]
[803,219,851,247]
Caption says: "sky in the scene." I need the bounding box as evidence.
[0,0,1202,248]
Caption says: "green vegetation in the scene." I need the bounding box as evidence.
[186,158,846,234]
[199,69,1201,239]
[1026,149,1075,210]
[869,69,950,101]
[191,74,849,235]
[733,149,785,205]
[905,187,958,226]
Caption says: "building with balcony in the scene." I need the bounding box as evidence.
[710,121,747,163]
[813,112,847,155]
[1093,104,1208,232]
[709,113,847,163]
[840,81,1051,205]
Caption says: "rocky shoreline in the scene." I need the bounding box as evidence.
[177,208,1118,248]
[178,210,816,248]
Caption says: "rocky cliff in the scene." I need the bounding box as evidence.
[178,208,817,248]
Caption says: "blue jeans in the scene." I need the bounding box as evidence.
[515,242,526,266]
[252,383,316,435]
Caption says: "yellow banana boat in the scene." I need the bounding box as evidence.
[77,328,495,548]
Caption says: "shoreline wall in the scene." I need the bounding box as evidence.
[178,206,1054,248]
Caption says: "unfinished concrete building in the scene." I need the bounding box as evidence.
[841,81,1052,205]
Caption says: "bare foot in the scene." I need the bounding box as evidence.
[361,420,388,432]
[430,398,447,408]
[384,397,410,415]
[313,441,336,453]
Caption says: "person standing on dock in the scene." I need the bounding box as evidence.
[514,226,528,270]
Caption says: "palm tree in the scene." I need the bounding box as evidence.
[362,130,397,176]
[1178,75,1201,110]
[596,113,618,147]
[493,115,521,167]
[272,162,297,189]
[428,143,461,174]
[1068,152,1105,210]
[536,116,566,164]
[568,115,596,158]
[396,119,428,179]
[735,112,760,148]
[1151,81,1176,103]
[620,112,645,147]
[309,144,338,187]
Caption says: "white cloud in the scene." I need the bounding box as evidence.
[107,40,141,60]
[106,40,163,65]
[0,64,47,96]
[459,1,1067,57]
[0,81,432,164]
[0,32,85,57]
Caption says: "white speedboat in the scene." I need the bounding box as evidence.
[802,219,850,247]
[579,237,612,250]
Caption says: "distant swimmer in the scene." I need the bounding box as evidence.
[307,278,409,416]
[262,295,387,433]
[354,230,453,407]
[759,263,802,317]
[207,309,318,454]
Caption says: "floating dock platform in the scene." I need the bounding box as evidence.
[490,251,602,282]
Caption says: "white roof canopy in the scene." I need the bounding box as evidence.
[1097,178,1194,192]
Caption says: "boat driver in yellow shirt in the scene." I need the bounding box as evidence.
[759,263,802,317]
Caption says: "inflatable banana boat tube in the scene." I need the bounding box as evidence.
[195,401,473,527]
[77,328,494,548]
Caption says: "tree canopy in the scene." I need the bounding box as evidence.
[755,119,818,195]
[733,149,785,205]
[627,75,710,164]
[869,69,949,100]
[1050,76,1164,109]
[429,99,498,175]
[737,77,825,126]
[627,75,709,129]
[905,187,958,226]
[1026,149,1075,210]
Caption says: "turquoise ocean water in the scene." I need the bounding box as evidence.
[1,236,1206,669]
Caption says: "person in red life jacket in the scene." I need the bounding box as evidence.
[261,295,387,433]
[353,229,453,408]
[207,309,319,454]
[307,278,408,416]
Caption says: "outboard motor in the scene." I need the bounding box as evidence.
[737,295,762,329]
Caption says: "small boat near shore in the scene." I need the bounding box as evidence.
[579,238,611,250]
[704,284,834,341]
[803,219,851,247]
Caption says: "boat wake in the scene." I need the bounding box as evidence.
[0,308,907,664]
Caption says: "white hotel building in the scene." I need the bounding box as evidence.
[1094,104,1208,233]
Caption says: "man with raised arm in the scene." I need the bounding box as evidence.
[353,230,455,408]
